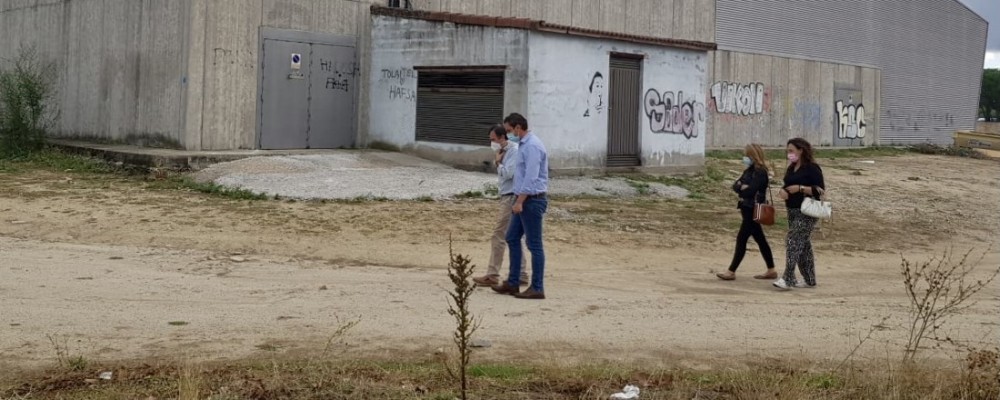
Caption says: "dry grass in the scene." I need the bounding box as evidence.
[1,354,997,400]
[177,362,202,400]
[0,150,974,255]
[2,147,997,399]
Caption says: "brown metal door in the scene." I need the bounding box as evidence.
[606,56,642,167]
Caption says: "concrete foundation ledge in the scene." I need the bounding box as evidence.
[47,140,342,171]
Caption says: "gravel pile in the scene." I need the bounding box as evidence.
[196,153,689,201]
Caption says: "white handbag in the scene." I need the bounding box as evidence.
[801,196,832,219]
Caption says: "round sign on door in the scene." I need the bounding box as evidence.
[291,53,302,70]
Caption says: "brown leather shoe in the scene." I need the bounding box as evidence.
[491,282,520,296]
[753,269,778,280]
[513,288,545,300]
[473,275,500,286]
[716,271,736,281]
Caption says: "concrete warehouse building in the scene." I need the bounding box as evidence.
[0,0,987,172]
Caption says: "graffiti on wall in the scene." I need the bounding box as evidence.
[835,100,866,140]
[794,100,822,131]
[710,81,768,115]
[643,89,705,139]
[389,86,416,101]
[326,76,350,91]
[313,59,355,92]
[381,67,416,84]
[380,67,417,102]
[320,59,357,75]
[583,72,605,117]
[211,48,256,69]
[886,110,955,132]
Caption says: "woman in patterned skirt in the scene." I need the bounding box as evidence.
[774,138,825,290]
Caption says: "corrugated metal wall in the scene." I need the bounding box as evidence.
[716,0,988,145]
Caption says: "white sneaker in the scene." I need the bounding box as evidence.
[772,278,792,290]
[794,281,816,288]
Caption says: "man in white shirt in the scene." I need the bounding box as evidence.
[473,125,528,286]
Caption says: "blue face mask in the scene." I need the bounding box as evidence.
[742,156,753,168]
[507,133,518,143]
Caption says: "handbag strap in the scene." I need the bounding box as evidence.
[812,185,826,201]
[765,174,775,205]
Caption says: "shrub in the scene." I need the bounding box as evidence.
[0,46,57,158]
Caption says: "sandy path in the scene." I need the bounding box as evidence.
[2,236,997,371]
[1,154,998,371]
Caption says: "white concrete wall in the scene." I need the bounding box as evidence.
[528,32,707,170]
[366,0,713,159]
[0,0,189,147]
[523,32,609,170]
[367,15,529,165]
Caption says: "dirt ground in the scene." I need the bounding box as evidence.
[1,154,998,374]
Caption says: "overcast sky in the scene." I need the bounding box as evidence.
[958,0,999,68]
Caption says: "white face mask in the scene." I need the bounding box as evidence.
[490,142,502,152]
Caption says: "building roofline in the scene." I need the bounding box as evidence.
[370,6,718,52]
[951,0,989,24]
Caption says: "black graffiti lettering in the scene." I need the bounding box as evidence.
[643,89,705,139]
[389,85,416,101]
[380,68,417,84]
[326,77,350,92]
[320,59,334,72]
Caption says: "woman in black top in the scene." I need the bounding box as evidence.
[717,144,776,281]
[774,138,826,290]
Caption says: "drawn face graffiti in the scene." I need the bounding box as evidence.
[584,72,605,117]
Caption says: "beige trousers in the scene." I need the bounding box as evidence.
[488,195,528,280]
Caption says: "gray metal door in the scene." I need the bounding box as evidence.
[260,40,310,150]
[607,56,642,167]
[308,44,356,149]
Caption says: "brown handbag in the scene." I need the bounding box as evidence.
[753,182,775,226]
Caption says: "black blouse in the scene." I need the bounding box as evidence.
[732,167,769,209]
[782,163,825,209]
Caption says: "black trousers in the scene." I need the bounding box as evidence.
[729,206,776,272]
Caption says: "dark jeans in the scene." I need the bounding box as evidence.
[729,206,776,272]
[506,196,548,292]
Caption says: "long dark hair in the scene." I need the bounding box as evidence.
[787,138,816,169]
